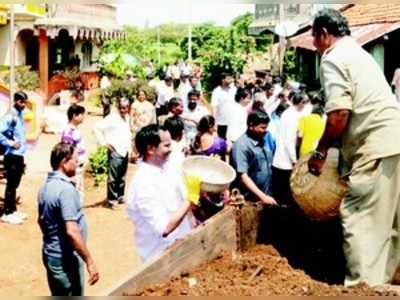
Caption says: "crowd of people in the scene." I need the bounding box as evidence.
[120,62,329,264]
[1,7,400,297]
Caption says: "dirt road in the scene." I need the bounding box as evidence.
[0,109,141,296]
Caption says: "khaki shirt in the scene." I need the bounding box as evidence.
[320,37,400,169]
[392,68,400,90]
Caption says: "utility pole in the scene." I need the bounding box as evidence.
[188,23,192,61]
[188,1,192,61]
[9,3,15,108]
[157,26,161,66]
[278,4,285,76]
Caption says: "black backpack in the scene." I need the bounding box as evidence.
[0,113,17,155]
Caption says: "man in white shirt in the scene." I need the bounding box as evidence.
[182,90,209,145]
[211,73,237,140]
[100,74,112,117]
[226,87,251,143]
[180,75,203,108]
[272,76,283,98]
[156,76,175,117]
[263,82,280,117]
[93,98,132,208]
[147,73,158,90]
[126,124,195,261]
[272,92,306,206]
[177,73,192,109]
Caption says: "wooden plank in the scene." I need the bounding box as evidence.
[106,207,238,296]
[236,202,264,251]
[375,284,400,295]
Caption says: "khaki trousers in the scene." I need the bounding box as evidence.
[341,155,400,287]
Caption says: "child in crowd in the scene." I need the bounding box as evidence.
[60,104,87,203]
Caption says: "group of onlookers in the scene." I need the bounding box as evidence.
[0,59,326,296]
[122,65,329,266]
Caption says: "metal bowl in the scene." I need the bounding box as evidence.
[182,156,237,193]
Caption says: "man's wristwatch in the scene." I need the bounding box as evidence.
[312,150,327,160]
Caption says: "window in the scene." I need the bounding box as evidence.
[81,42,93,69]
[287,4,300,15]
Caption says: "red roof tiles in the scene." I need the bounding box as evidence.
[343,4,400,26]
[290,4,400,51]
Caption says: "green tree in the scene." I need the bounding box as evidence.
[99,24,186,79]
[180,14,258,91]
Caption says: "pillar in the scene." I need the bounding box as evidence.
[38,29,48,100]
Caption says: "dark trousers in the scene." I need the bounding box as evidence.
[102,96,111,118]
[43,254,84,296]
[271,166,296,208]
[107,150,128,202]
[217,125,228,140]
[4,154,24,215]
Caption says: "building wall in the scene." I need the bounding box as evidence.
[15,33,25,65]
[255,4,314,24]
[0,19,37,67]
[53,4,118,25]
[0,25,10,65]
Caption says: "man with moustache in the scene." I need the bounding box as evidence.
[308,9,400,286]
[38,143,99,295]
[230,110,277,206]
[182,90,209,144]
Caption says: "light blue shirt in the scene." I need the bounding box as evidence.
[38,171,87,258]
[0,107,27,156]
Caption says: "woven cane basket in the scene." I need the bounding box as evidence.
[290,149,348,221]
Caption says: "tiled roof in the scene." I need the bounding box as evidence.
[290,4,400,51]
[343,4,400,26]
[290,22,400,51]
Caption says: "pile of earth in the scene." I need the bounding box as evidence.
[132,245,397,296]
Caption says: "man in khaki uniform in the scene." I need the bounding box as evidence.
[392,68,400,102]
[308,9,400,287]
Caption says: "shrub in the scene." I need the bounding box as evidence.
[88,146,109,186]
[0,65,40,91]
[87,88,103,108]
[104,79,157,105]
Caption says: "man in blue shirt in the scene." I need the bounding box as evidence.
[230,111,277,206]
[38,142,99,295]
[0,91,28,224]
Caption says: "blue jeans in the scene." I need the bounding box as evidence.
[42,254,84,296]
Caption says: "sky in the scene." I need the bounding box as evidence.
[116,1,254,27]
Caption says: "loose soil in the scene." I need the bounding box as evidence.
[134,245,397,296]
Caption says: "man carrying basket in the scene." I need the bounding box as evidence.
[308,9,400,287]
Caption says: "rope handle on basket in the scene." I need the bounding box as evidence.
[229,188,245,206]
